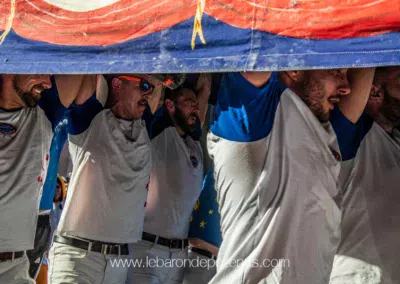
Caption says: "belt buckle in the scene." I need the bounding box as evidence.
[101,244,113,255]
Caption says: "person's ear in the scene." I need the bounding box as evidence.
[369,84,384,104]
[283,70,304,83]
[165,98,175,113]
[111,78,123,94]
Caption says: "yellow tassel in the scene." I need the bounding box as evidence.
[191,0,207,50]
[0,0,16,45]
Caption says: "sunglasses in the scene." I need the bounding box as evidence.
[118,76,155,95]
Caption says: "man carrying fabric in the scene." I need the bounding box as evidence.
[49,74,178,283]
[183,165,222,284]
[0,74,88,283]
[129,75,211,283]
[330,66,400,284]
[207,69,375,283]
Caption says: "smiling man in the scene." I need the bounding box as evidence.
[207,68,375,284]
[0,74,82,283]
[48,74,180,284]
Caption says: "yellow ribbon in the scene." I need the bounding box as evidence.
[0,0,16,45]
[191,0,207,50]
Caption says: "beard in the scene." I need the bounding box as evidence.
[302,76,330,123]
[174,107,198,135]
[12,77,44,108]
[380,91,400,128]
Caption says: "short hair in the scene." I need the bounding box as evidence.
[164,82,196,103]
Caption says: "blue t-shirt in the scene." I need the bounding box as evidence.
[210,72,287,142]
[330,107,374,161]
[210,72,372,160]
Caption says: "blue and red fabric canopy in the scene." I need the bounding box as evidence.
[0,0,399,73]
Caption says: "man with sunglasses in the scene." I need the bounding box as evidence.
[330,67,400,284]
[128,74,211,284]
[48,74,182,284]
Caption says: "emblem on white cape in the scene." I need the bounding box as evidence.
[43,0,121,12]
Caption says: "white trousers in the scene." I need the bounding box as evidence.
[183,250,216,284]
[127,240,187,284]
[48,242,129,284]
[0,253,34,284]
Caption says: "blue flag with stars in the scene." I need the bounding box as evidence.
[188,166,222,247]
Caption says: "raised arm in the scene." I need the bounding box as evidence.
[146,78,164,115]
[240,72,272,88]
[54,75,97,107]
[196,74,212,126]
[337,68,375,123]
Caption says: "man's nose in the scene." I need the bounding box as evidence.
[143,93,151,100]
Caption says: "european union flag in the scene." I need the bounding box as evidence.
[188,166,222,248]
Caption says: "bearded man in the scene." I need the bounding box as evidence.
[0,74,87,283]
[330,66,400,284]
[207,68,375,284]
[128,75,211,284]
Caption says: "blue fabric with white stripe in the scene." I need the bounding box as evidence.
[1,15,399,74]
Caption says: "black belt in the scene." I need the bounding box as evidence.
[142,232,188,250]
[0,251,24,262]
[54,235,129,256]
[189,247,217,260]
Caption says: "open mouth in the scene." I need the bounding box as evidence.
[31,84,47,97]
[138,99,148,107]
[328,96,341,104]
[31,86,45,95]
[327,96,341,109]
[188,115,197,124]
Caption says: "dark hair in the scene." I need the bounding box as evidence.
[374,66,400,86]
[164,82,196,103]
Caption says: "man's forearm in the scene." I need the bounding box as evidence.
[338,68,375,123]
[197,74,212,126]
